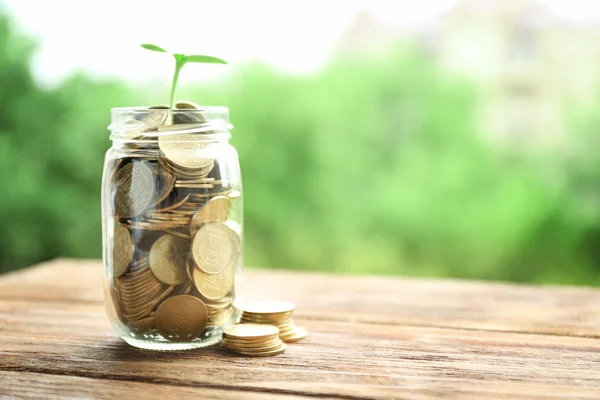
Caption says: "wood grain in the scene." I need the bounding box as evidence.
[0,371,311,400]
[1,259,599,399]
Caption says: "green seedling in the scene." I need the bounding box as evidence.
[141,44,227,108]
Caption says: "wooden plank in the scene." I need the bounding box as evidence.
[1,298,600,399]
[0,371,313,400]
[1,259,600,338]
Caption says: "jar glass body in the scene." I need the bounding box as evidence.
[101,107,242,350]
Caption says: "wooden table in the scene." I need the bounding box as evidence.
[1,259,599,399]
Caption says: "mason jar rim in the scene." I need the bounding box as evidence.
[111,106,229,113]
[109,105,232,142]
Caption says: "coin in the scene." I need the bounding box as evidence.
[233,342,286,357]
[149,234,190,285]
[189,196,230,235]
[154,295,208,342]
[186,256,195,281]
[242,301,296,315]
[151,164,175,206]
[128,314,156,333]
[239,314,293,323]
[281,326,307,343]
[159,156,214,179]
[193,263,233,300]
[175,100,200,109]
[173,100,204,124]
[158,134,213,169]
[114,162,156,218]
[113,226,134,277]
[192,223,236,274]
[240,318,293,329]
[228,341,284,353]
[223,323,279,339]
[222,224,241,258]
[222,337,281,348]
[135,106,169,131]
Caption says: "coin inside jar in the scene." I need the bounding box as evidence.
[149,234,190,285]
[192,223,237,274]
[158,134,213,169]
[154,295,208,342]
[113,162,156,218]
[189,196,230,235]
[174,100,205,124]
[150,164,176,206]
[113,225,134,277]
[193,263,234,300]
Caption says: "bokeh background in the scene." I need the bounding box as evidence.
[1,0,598,284]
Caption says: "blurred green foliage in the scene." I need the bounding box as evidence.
[0,10,598,283]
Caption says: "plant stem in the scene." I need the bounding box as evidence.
[169,57,184,108]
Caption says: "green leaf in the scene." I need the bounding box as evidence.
[141,44,169,53]
[183,55,228,64]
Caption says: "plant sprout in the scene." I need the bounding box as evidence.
[141,44,227,108]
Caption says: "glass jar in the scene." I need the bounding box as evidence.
[101,106,242,350]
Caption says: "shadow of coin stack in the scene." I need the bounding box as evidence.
[108,101,241,344]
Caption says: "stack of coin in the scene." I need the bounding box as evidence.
[116,258,176,333]
[108,101,243,344]
[240,301,307,343]
[222,324,286,356]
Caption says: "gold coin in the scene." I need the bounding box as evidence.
[119,281,162,299]
[242,301,296,315]
[138,106,170,131]
[222,330,279,341]
[189,196,230,235]
[154,295,208,342]
[123,285,175,317]
[158,134,213,169]
[207,301,233,311]
[119,279,162,298]
[113,226,134,277]
[118,271,154,288]
[206,301,231,311]
[114,162,156,218]
[175,100,200,109]
[192,223,236,274]
[240,312,293,321]
[223,337,281,348]
[186,256,195,281]
[151,164,175,206]
[132,257,149,267]
[228,341,284,353]
[149,234,190,285]
[222,224,241,258]
[240,319,293,330]
[174,101,204,124]
[233,342,287,357]
[223,323,279,339]
[281,327,307,343]
[193,264,234,300]
[120,265,152,280]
